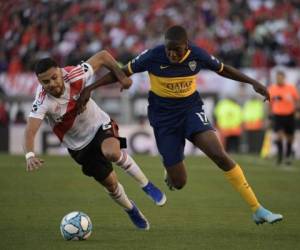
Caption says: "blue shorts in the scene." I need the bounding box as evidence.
[148,91,214,167]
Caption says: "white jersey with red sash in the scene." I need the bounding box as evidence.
[29,62,110,150]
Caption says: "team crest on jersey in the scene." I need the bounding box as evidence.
[188,60,197,71]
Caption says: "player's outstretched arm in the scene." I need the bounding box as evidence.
[218,64,270,101]
[76,65,132,114]
[24,117,44,172]
[86,50,132,88]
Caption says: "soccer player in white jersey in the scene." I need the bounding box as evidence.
[23,50,166,230]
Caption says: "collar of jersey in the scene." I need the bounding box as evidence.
[178,49,191,63]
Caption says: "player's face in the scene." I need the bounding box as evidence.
[276,73,285,85]
[165,40,188,63]
[37,67,64,97]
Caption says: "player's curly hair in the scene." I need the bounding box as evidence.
[35,57,58,75]
[164,25,188,42]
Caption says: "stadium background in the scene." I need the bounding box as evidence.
[1,0,300,157]
[1,1,300,250]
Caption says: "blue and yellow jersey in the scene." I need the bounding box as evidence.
[128,43,224,128]
[128,43,224,98]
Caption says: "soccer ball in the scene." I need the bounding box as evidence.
[60,211,92,240]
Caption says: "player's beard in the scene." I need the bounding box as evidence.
[50,85,64,98]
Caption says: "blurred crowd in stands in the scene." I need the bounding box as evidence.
[1,0,300,75]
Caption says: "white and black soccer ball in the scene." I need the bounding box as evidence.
[60,211,92,240]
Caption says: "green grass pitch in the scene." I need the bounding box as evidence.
[0,154,299,250]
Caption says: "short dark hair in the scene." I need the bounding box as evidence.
[164,25,188,42]
[34,57,58,75]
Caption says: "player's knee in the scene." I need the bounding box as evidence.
[174,183,185,190]
[172,177,187,190]
[102,138,121,162]
[102,149,120,162]
[166,162,187,189]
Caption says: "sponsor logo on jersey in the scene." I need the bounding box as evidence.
[31,103,38,112]
[160,65,169,69]
[166,81,193,93]
[72,94,80,100]
[81,62,89,72]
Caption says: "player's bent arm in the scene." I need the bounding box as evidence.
[219,64,261,85]
[24,117,44,171]
[88,65,132,92]
[218,64,270,101]
[76,66,132,114]
[86,50,131,86]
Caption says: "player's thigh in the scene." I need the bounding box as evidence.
[153,126,186,167]
[82,159,113,184]
[68,143,114,183]
[69,153,113,184]
[185,103,214,140]
[96,120,124,162]
[192,130,235,170]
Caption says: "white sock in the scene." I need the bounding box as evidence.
[114,151,149,187]
[106,183,133,210]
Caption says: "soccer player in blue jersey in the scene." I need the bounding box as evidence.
[76,25,283,225]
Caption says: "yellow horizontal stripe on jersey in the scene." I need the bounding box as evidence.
[149,73,197,98]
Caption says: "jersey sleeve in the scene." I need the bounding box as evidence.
[67,63,94,87]
[127,49,152,74]
[195,47,224,73]
[80,62,94,86]
[29,86,48,120]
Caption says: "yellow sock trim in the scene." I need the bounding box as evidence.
[225,164,260,212]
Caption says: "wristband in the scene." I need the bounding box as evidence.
[25,152,35,160]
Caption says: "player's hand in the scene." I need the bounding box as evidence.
[26,156,44,172]
[119,77,132,92]
[252,83,270,102]
[76,88,91,114]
